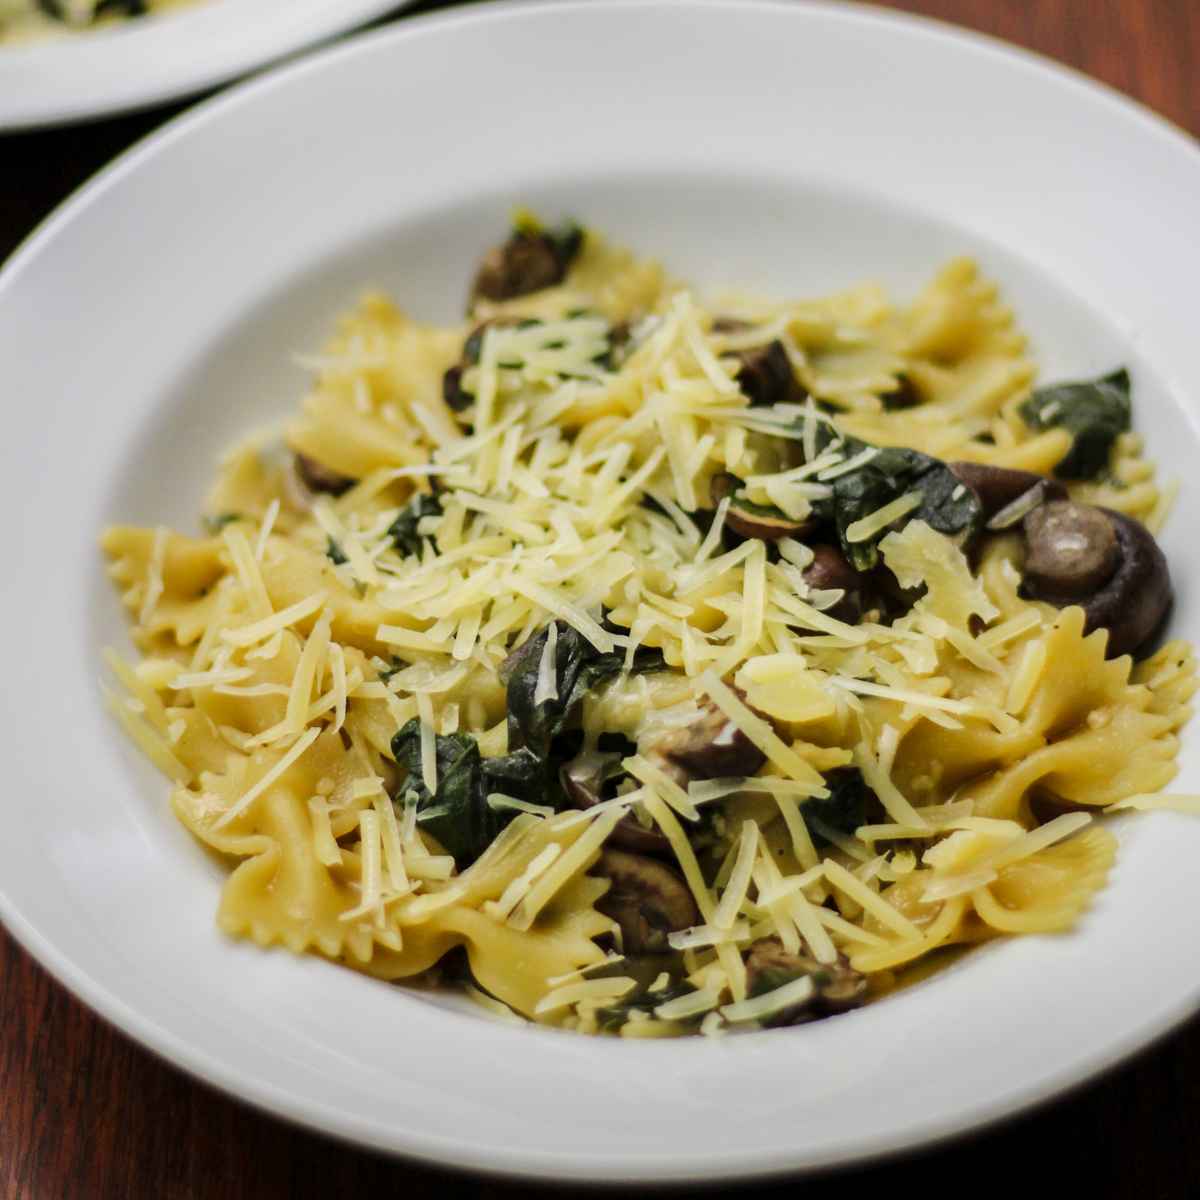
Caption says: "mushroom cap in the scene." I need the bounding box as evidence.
[293,452,357,497]
[589,848,699,955]
[1023,500,1121,599]
[560,750,673,856]
[802,543,868,626]
[645,700,767,780]
[470,235,566,304]
[709,471,818,541]
[947,461,1068,518]
[1022,501,1172,658]
[745,938,867,1019]
[733,339,799,408]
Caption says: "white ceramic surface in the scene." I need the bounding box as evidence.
[2,0,1200,1181]
[0,0,410,129]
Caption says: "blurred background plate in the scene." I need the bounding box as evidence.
[0,0,413,129]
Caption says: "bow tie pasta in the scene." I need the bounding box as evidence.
[102,218,1194,1035]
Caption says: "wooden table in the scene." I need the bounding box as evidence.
[3,2,1199,1194]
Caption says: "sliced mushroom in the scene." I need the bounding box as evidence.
[589,848,699,955]
[881,373,922,411]
[642,697,767,781]
[870,562,925,619]
[469,225,583,306]
[561,750,672,855]
[947,462,1068,520]
[733,340,799,408]
[745,938,867,1020]
[801,543,870,625]
[1022,501,1171,657]
[294,453,357,497]
[442,363,472,413]
[709,471,817,541]
[711,317,752,334]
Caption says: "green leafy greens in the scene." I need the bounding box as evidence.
[827,441,984,571]
[722,419,984,570]
[594,981,698,1033]
[498,620,664,755]
[1018,368,1131,481]
[391,721,545,866]
[387,493,444,557]
[802,767,871,846]
[203,513,242,534]
[390,620,664,866]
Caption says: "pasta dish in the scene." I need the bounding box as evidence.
[101,217,1195,1035]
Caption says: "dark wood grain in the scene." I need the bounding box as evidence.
[4,1,1200,1196]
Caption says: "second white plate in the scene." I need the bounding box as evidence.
[0,0,412,129]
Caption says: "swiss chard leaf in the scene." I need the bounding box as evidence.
[498,620,665,754]
[388,494,444,557]
[829,441,984,571]
[325,535,348,565]
[830,441,988,571]
[390,719,547,866]
[719,425,983,571]
[1018,368,1131,480]
[595,981,698,1033]
[802,767,870,847]
[391,622,664,866]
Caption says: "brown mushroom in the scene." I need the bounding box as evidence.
[294,453,357,497]
[709,471,818,541]
[442,363,472,413]
[711,317,752,334]
[881,373,922,411]
[1021,500,1172,657]
[733,340,800,408]
[561,750,672,855]
[947,462,1068,522]
[589,848,699,955]
[643,697,767,780]
[469,225,583,307]
[745,938,867,1021]
[802,543,870,625]
[1023,502,1120,598]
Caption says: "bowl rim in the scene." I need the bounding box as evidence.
[3,0,1200,1181]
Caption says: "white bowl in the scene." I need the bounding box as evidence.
[1,0,1199,1181]
[0,0,411,129]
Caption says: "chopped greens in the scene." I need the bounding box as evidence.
[387,493,444,557]
[498,620,665,755]
[391,621,664,866]
[829,442,983,571]
[594,981,698,1033]
[375,658,404,684]
[802,767,871,846]
[744,965,823,1028]
[1018,368,1131,480]
[390,720,546,866]
[325,536,348,565]
[717,424,984,570]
